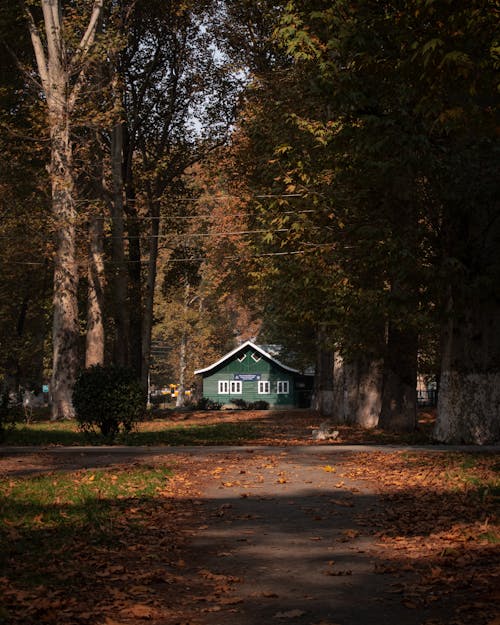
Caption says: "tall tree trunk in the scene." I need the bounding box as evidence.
[24,0,104,419]
[343,356,383,428]
[176,332,187,409]
[85,211,105,367]
[50,114,79,420]
[175,282,190,408]
[434,294,500,444]
[110,122,129,366]
[123,125,142,379]
[379,324,418,432]
[126,198,142,378]
[312,324,335,415]
[331,351,348,423]
[141,198,160,389]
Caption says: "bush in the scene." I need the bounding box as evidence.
[248,400,269,410]
[73,365,146,440]
[195,397,222,411]
[232,398,248,409]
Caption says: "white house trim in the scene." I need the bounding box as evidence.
[194,340,301,375]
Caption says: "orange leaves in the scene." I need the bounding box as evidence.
[339,529,360,542]
[275,469,289,484]
[121,603,156,619]
[340,450,499,622]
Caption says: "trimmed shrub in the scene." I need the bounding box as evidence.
[73,365,146,440]
[232,398,248,409]
[248,400,269,410]
[195,397,222,411]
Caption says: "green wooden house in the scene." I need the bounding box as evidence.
[194,341,313,408]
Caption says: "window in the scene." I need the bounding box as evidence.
[230,380,242,394]
[258,381,270,394]
[218,380,229,394]
[251,352,262,362]
[277,380,290,394]
[237,353,246,362]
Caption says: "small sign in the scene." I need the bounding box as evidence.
[42,384,49,393]
[234,373,261,382]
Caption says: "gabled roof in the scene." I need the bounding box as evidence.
[194,340,301,375]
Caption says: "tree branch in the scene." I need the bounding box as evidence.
[41,0,62,70]
[72,0,104,64]
[20,0,49,94]
[68,0,104,112]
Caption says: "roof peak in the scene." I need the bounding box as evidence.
[194,340,300,375]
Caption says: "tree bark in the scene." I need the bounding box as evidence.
[110,122,129,366]
[141,198,160,389]
[312,325,335,416]
[176,331,187,408]
[343,356,383,428]
[175,282,191,408]
[330,351,348,423]
[85,211,105,367]
[434,295,500,444]
[24,0,104,419]
[123,125,142,379]
[50,114,79,419]
[379,324,417,432]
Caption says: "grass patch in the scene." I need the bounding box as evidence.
[0,466,173,585]
[123,421,259,446]
[2,419,259,446]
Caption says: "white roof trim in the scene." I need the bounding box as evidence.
[194,340,301,375]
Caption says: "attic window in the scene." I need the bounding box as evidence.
[251,352,262,363]
[237,353,246,362]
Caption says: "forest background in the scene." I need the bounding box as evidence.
[0,0,498,444]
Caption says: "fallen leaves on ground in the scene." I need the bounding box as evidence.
[341,451,499,624]
[0,456,243,625]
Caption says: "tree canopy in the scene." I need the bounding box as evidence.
[0,0,498,442]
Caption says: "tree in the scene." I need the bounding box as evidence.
[22,0,104,419]
[241,0,498,441]
[107,0,239,387]
[417,1,499,442]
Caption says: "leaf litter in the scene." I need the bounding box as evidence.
[1,413,498,625]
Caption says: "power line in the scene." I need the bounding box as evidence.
[95,208,315,222]
[3,245,334,267]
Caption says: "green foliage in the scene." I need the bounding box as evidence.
[73,366,146,440]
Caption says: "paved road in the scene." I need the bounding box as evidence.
[181,447,460,625]
[2,444,497,624]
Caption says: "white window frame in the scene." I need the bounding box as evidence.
[218,380,229,394]
[277,380,290,394]
[237,353,246,362]
[258,380,270,394]
[251,352,262,362]
[230,380,242,394]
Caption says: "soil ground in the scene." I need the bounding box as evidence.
[1,410,498,625]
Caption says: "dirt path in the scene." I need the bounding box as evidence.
[181,448,452,625]
[1,445,498,625]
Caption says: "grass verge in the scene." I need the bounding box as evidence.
[0,464,207,624]
[1,419,259,446]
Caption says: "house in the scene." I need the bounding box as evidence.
[194,340,314,408]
